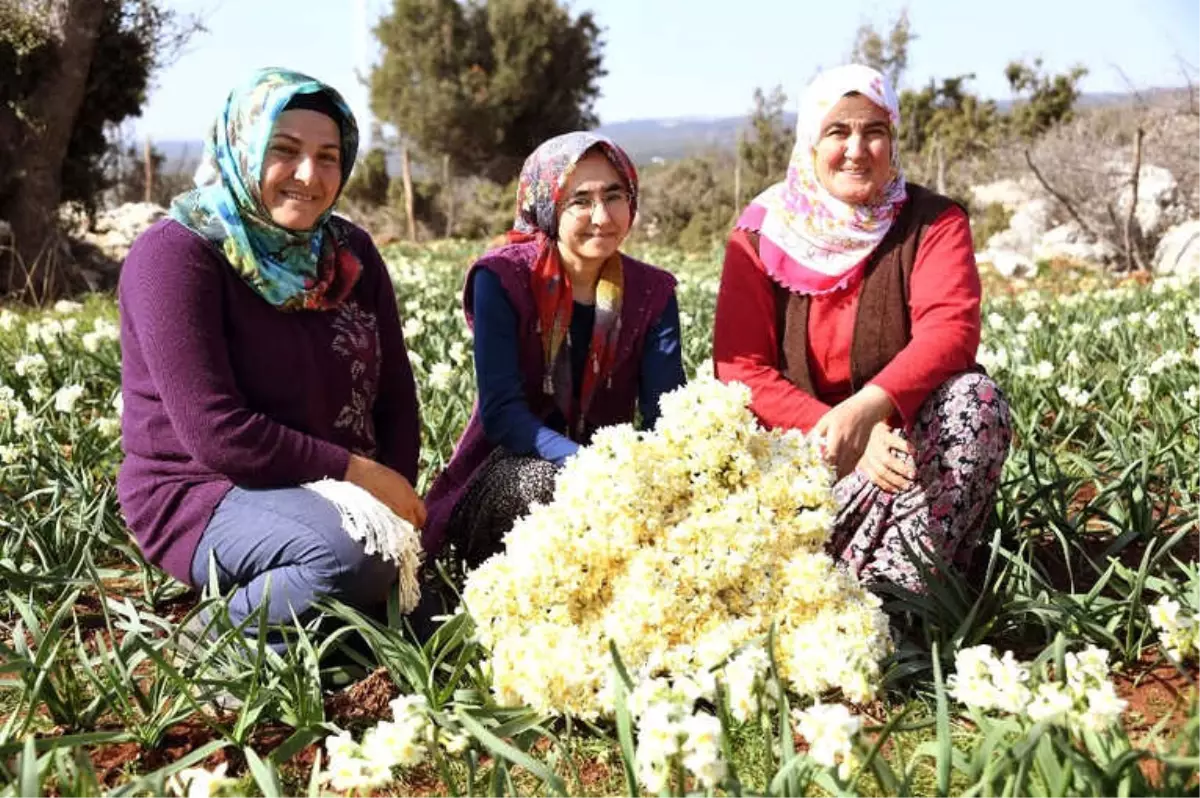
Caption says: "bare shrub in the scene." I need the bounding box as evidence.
[983,96,1199,267]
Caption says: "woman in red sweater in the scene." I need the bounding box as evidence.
[713,64,1011,591]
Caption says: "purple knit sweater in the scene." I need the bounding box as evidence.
[117,218,419,584]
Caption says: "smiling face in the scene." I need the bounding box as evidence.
[259,109,343,231]
[813,92,894,206]
[555,150,633,267]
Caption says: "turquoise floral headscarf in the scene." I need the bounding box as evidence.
[169,67,362,310]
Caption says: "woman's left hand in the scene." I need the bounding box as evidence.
[858,422,917,493]
[813,384,896,479]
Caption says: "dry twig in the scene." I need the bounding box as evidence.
[1123,127,1147,272]
[1023,149,1098,239]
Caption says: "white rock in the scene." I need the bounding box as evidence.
[76,202,168,262]
[1034,221,1117,265]
[985,197,1056,258]
[979,248,1038,278]
[970,179,1037,212]
[1115,164,1180,237]
[1009,198,1055,239]
[1153,220,1200,277]
[0,219,10,242]
[94,202,167,237]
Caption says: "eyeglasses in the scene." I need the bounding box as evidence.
[561,189,632,218]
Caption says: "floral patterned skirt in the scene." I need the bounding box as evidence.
[829,371,1012,591]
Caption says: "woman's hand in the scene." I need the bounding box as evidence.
[344,454,427,528]
[812,385,896,479]
[858,422,916,493]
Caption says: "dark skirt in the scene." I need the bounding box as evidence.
[444,448,559,569]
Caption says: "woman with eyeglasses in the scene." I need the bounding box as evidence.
[423,132,685,570]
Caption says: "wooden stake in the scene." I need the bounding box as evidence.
[1123,127,1147,272]
[734,130,743,212]
[442,153,455,238]
[401,144,416,241]
[143,136,153,203]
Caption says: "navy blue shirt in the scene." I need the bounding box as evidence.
[471,268,685,465]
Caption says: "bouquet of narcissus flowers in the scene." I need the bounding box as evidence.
[462,378,892,718]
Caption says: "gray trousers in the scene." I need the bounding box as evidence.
[190,486,396,649]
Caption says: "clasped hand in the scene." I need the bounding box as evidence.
[344,454,427,528]
[812,386,915,493]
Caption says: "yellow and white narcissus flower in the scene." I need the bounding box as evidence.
[1057,385,1091,408]
[463,377,891,718]
[722,645,772,723]
[166,763,237,798]
[948,644,1127,733]
[82,318,120,352]
[427,361,455,391]
[321,694,432,794]
[1127,375,1150,404]
[53,384,85,414]
[13,353,46,378]
[1149,595,1199,662]
[793,702,862,779]
[632,698,727,793]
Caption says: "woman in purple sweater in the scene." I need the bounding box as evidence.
[118,68,424,648]
[423,132,685,570]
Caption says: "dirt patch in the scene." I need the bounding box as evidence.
[577,757,617,789]
[88,717,222,787]
[393,764,450,796]
[325,667,401,727]
[1023,525,1198,595]
[1116,652,1199,790]
[1116,652,1198,737]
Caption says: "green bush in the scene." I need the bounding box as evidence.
[970,201,1013,251]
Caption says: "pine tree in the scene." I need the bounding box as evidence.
[369,0,605,185]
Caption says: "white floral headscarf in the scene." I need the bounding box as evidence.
[737,64,907,295]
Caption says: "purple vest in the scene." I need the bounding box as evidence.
[422,241,677,555]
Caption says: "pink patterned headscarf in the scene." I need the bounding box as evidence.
[737,64,907,296]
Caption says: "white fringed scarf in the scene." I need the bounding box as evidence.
[303,479,424,613]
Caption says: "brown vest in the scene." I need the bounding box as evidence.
[759,183,961,398]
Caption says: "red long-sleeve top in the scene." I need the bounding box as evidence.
[713,205,981,433]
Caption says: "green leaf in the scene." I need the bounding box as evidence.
[269,726,333,765]
[244,747,282,798]
[0,729,131,758]
[307,749,325,798]
[609,645,640,797]
[855,703,911,796]
[455,710,566,795]
[931,641,952,797]
[768,753,815,797]
[19,736,39,798]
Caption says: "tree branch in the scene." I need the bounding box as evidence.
[1177,55,1199,117]
[1023,148,1097,240]
[1109,62,1147,112]
[1122,127,1147,272]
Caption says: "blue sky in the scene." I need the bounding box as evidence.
[134,0,1199,144]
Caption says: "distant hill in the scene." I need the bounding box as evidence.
[594,87,1193,163]
[594,116,765,162]
[152,87,1193,174]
